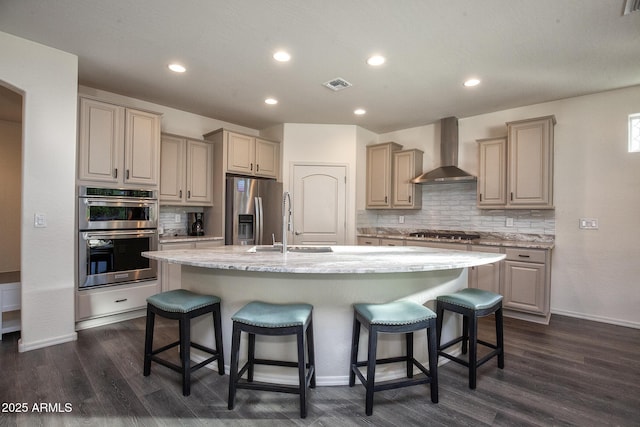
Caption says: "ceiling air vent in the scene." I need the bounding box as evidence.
[623,0,640,15]
[323,77,352,91]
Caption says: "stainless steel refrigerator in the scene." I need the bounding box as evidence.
[225,176,283,245]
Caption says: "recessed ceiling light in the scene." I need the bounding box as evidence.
[354,108,366,115]
[464,78,481,87]
[367,55,386,66]
[168,63,186,73]
[273,51,291,62]
[265,98,278,105]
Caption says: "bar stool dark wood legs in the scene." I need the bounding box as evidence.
[436,288,504,389]
[349,300,438,416]
[228,301,316,419]
[143,289,224,396]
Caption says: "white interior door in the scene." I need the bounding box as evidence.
[291,164,347,245]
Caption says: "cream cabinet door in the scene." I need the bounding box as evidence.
[503,260,546,314]
[392,149,422,209]
[159,135,185,203]
[477,137,507,207]
[78,97,123,183]
[186,139,213,204]
[507,116,554,207]
[227,132,255,175]
[366,142,401,208]
[255,138,279,178]
[124,108,160,185]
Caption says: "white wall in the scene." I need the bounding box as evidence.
[0,31,79,350]
[368,86,640,328]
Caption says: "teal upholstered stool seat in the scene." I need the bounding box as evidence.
[143,289,224,396]
[436,288,504,389]
[147,289,221,313]
[349,300,439,416]
[228,301,316,419]
[232,301,312,327]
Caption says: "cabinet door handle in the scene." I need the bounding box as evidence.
[250,163,253,171]
[385,196,388,203]
[126,169,130,180]
[113,168,118,178]
[187,190,191,199]
[510,192,514,201]
[179,190,182,198]
[518,254,530,258]
[115,298,128,303]
[408,195,412,203]
[363,241,372,245]
[479,193,483,202]
[256,164,260,172]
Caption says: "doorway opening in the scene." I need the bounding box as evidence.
[0,84,23,339]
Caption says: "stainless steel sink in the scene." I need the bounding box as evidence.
[249,245,333,253]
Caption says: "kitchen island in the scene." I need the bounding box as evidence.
[143,245,505,385]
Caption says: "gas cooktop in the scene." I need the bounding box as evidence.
[408,231,481,241]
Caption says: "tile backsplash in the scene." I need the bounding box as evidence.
[159,206,204,236]
[357,182,555,235]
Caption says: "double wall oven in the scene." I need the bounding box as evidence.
[78,186,158,290]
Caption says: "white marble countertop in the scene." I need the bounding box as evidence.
[143,245,506,274]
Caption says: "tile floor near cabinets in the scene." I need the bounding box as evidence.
[1,315,638,426]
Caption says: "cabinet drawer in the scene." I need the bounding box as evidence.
[77,281,160,320]
[505,248,546,263]
[379,238,405,247]
[357,237,379,246]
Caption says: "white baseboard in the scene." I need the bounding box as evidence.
[18,331,78,352]
[75,308,146,331]
[551,309,640,329]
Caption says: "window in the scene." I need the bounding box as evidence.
[629,113,640,152]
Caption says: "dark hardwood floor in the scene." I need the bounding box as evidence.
[1,314,638,426]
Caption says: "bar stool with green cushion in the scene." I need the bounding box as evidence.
[349,300,439,416]
[143,289,224,396]
[436,288,504,389]
[228,301,316,419]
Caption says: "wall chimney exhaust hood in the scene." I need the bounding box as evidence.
[411,116,477,184]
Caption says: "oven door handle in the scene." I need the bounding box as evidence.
[83,198,153,207]
[81,229,158,240]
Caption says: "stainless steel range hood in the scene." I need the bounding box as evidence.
[411,117,477,184]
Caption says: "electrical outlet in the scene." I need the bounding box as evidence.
[174,214,182,223]
[506,217,514,227]
[579,218,599,229]
[398,215,405,224]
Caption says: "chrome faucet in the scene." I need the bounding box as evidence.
[282,191,292,253]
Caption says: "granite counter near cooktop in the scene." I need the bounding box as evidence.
[358,228,554,250]
[159,235,223,244]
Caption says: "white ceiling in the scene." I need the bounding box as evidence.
[1,0,639,133]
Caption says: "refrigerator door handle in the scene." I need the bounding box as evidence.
[255,196,264,245]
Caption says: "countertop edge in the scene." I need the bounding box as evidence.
[159,235,224,244]
[358,233,555,250]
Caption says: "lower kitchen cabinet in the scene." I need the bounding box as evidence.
[503,248,549,320]
[76,280,160,321]
[357,237,379,246]
[469,245,502,295]
[379,238,405,246]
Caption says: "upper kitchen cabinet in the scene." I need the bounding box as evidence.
[366,142,402,209]
[160,134,213,206]
[226,131,279,178]
[392,149,423,209]
[477,115,555,209]
[477,137,508,208]
[78,97,161,186]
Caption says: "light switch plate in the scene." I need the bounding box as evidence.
[34,213,47,228]
[579,218,599,229]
